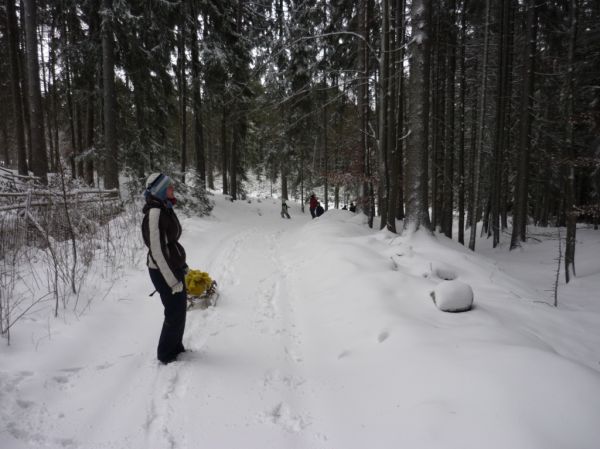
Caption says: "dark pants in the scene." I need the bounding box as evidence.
[310,207,316,218]
[149,268,187,364]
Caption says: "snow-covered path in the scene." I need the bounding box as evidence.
[0,198,321,448]
[2,196,600,449]
[156,208,315,447]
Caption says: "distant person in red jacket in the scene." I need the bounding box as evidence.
[309,194,318,219]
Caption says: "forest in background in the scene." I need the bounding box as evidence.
[0,0,599,282]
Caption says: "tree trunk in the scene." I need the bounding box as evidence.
[468,0,491,251]
[404,0,432,232]
[221,110,229,195]
[300,141,305,212]
[458,0,466,245]
[76,102,84,178]
[49,32,60,171]
[178,12,187,183]
[431,10,444,231]
[281,161,288,200]
[323,85,329,210]
[19,6,32,164]
[510,0,536,250]
[23,0,48,183]
[39,23,56,173]
[83,1,100,186]
[6,0,28,175]
[101,0,119,190]
[390,0,406,223]
[190,3,206,187]
[64,58,77,176]
[490,0,511,248]
[393,92,405,222]
[358,0,369,219]
[230,124,239,200]
[84,77,95,186]
[207,126,215,190]
[60,5,78,177]
[442,0,456,239]
[466,79,478,229]
[564,0,578,283]
[378,0,390,230]
[1,117,8,166]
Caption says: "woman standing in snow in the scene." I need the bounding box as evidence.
[142,173,188,364]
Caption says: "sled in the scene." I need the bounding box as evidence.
[185,269,219,310]
[187,280,218,310]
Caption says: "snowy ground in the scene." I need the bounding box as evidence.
[1,194,600,449]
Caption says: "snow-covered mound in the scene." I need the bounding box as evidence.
[431,279,474,312]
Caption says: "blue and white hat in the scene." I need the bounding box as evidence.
[145,173,172,200]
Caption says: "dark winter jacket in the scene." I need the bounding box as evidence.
[142,196,187,288]
[309,196,318,209]
[316,204,324,217]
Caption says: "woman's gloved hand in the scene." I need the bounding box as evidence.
[171,281,184,294]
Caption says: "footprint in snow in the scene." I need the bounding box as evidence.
[59,367,82,374]
[338,350,351,359]
[378,331,390,343]
[53,376,70,384]
[95,362,114,370]
[262,402,310,433]
[16,399,35,409]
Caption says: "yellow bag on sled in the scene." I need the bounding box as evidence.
[185,269,218,310]
[185,270,213,296]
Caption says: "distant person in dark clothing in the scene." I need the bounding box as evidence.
[316,202,325,217]
[142,173,187,365]
[342,205,348,210]
[349,202,356,213]
[309,194,318,219]
[281,199,291,219]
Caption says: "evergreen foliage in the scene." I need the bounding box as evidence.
[0,0,598,276]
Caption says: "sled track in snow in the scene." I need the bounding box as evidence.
[253,229,312,432]
[145,365,189,449]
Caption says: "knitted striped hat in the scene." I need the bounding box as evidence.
[145,173,172,200]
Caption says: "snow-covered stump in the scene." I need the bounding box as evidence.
[431,280,474,312]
